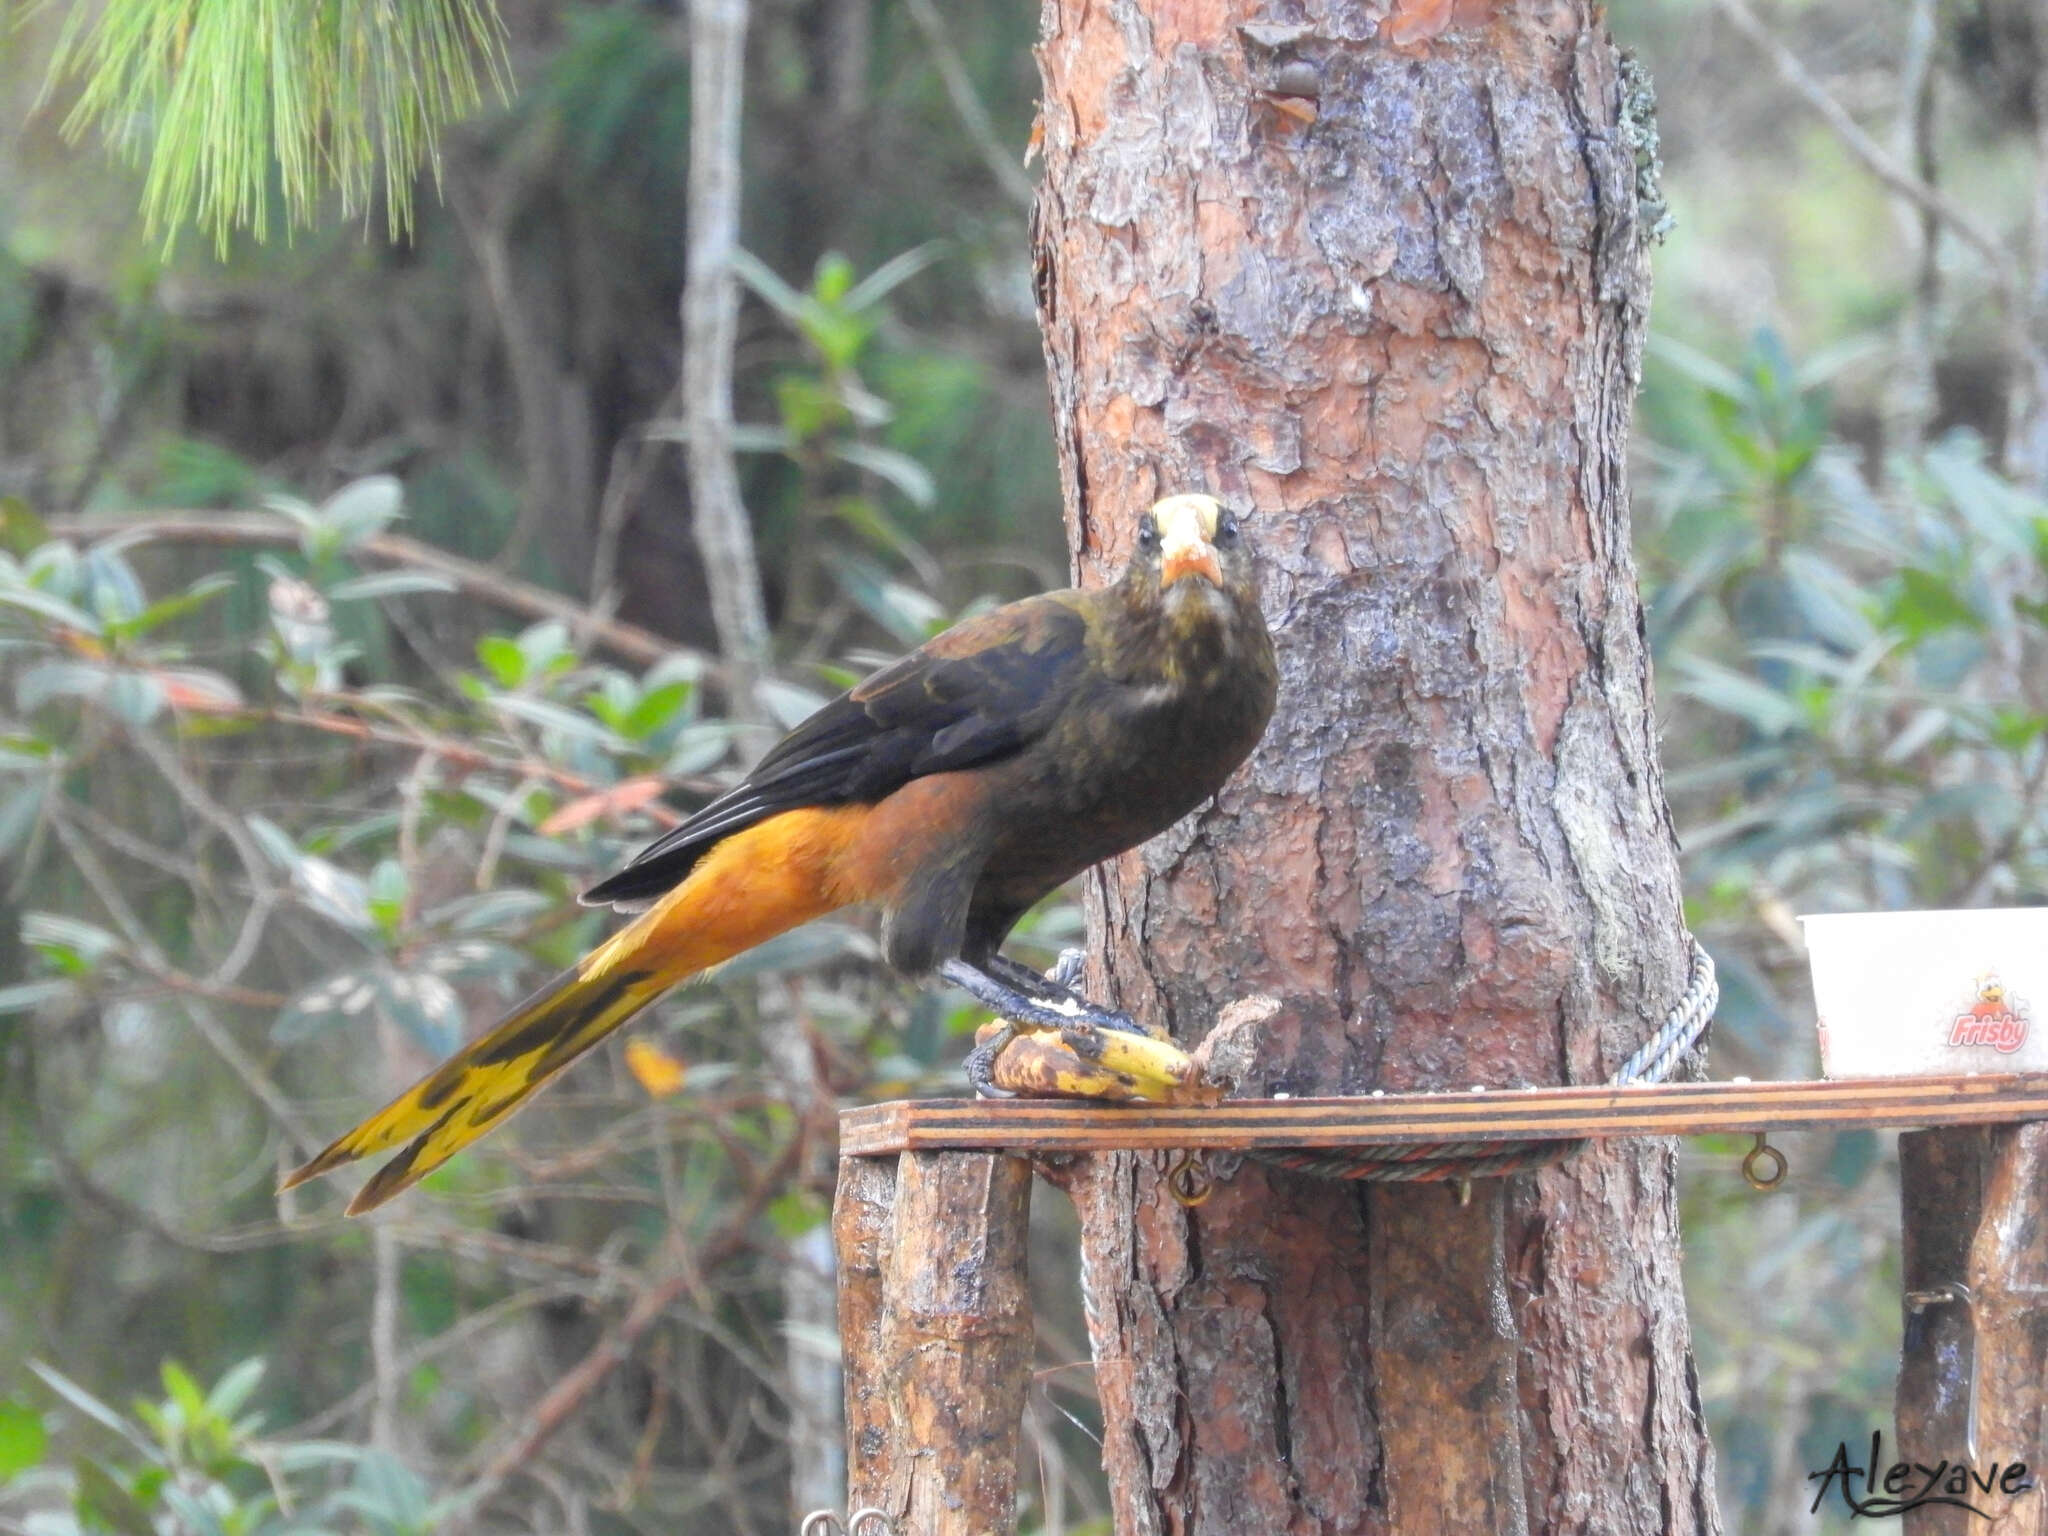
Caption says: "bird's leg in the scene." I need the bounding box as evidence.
[940,958,1105,1033]
[980,951,1170,1041]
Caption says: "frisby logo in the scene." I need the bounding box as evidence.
[1946,974,2031,1053]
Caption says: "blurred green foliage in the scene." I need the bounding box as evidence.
[1644,322,2048,1530]
[6,1356,447,1535]
[0,213,1078,1527]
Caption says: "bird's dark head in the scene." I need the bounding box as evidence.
[1125,493,1257,617]
[1112,494,1272,698]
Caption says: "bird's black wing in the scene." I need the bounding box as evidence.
[580,594,1091,907]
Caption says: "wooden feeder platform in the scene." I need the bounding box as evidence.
[838,1072,2048,1156]
[827,1074,2048,1535]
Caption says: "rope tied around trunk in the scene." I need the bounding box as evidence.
[1241,934,1718,1187]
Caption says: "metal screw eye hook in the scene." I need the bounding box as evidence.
[800,1512,896,1536]
[1167,1150,1215,1207]
[1741,1131,1788,1191]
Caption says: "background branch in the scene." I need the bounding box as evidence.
[901,0,1036,211]
[1883,0,1942,460]
[682,0,773,711]
[45,511,707,674]
[1713,0,2018,300]
[458,1125,801,1514]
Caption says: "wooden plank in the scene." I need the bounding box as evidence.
[835,1075,2048,1157]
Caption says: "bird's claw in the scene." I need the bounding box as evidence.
[964,1021,1019,1099]
[1058,993,1170,1043]
[1036,951,1171,1041]
[1091,1005,1169,1042]
[942,956,1180,1096]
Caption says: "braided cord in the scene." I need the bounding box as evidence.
[1249,935,1717,1184]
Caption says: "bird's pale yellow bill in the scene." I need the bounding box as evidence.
[1152,493,1224,587]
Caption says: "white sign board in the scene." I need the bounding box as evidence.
[1804,908,2048,1078]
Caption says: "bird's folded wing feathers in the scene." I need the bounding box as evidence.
[580,596,1090,907]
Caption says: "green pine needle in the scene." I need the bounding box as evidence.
[42,0,512,255]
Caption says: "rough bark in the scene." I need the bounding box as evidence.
[1030,2,1718,1531]
[1898,1125,2048,1536]
[834,1154,897,1507]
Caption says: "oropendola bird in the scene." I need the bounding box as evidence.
[281,493,1277,1213]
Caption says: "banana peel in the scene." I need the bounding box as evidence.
[975,1019,1221,1106]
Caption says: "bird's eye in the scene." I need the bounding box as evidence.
[1138,522,1159,551]
[1217,515,1241,544]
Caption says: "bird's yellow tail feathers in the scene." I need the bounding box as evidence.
[281,959,668,1214]
[280,807,861,1214]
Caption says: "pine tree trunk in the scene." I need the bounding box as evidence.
[1029,2,1721,1531]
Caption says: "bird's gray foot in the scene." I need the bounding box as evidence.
[941,956,1178,1095]
[979,951,1170,1041]
[940,958,1093,1033]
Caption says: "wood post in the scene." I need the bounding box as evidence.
[832,1149,1033,1535]
[1968,1125,2048,1535]
[1899,1128,1986,1536]
[1898,1126,2048,1535]
[1368,1182,1530,1533]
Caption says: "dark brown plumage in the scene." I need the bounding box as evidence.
[282,493,1276,1212]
